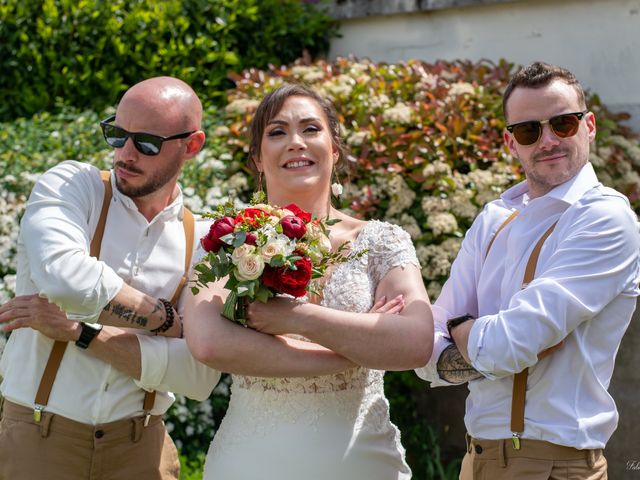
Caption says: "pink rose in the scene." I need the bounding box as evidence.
[201,216,236,253]
[280,215,307,239]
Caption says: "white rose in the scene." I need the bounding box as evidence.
[234,254,265,281]
[231,244,256,265]
[260,238,286,261]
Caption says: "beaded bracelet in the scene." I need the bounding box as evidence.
[151,298,175,334]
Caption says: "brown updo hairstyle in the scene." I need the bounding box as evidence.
[248,83,348,190]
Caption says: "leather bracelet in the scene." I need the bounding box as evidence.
[151,298,175,334]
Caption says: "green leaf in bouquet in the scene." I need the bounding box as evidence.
[255,285,274,303]
[269,255,285,267]
[231,231,247,247]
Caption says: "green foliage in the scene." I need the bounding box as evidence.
[179,452,205,480]
[385,372,461,480]
[0,0,338,121]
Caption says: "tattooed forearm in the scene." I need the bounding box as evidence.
[437,344,483,384]
[103,301,148,327]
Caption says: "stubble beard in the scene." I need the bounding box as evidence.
[114,159,182,198]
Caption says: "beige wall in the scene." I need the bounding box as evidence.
[329,0,640,132]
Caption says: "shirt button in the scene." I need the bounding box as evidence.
[475,444,483,454]
[95,430,105,439]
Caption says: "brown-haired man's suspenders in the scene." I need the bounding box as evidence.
[484,210,557,450]
[33,170,195,426]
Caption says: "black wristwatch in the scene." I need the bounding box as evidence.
[446,314,474,339]
[75,323,103,349]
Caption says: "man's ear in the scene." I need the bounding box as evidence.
[503,130,517,157]
[185,131,206,157]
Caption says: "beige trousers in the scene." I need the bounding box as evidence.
[0,400,180,480]
[459,434,607,480]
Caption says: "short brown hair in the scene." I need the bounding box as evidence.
[502,62,587,120]
[248,83,347,173]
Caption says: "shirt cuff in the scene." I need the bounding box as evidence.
[135,334,170,390]
[414,330,459,387]
[468,315,499,380]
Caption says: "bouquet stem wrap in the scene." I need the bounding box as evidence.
[222,291,247,325]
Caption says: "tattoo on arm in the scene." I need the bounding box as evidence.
[104,301,148,327]
[437,344,483,384]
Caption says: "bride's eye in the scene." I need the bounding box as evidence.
[303,124,321,134]
[266,128,285,137]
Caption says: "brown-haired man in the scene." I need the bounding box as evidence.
[417,62,640,479]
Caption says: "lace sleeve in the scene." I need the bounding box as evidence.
[366,221,420,287]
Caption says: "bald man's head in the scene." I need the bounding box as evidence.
[119,76,203,132]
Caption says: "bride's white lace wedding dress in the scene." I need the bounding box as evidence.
[203,221,419,480]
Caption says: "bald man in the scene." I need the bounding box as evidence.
[0,77,221,480]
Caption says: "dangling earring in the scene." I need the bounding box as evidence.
[331,167,343,197]
[257,171,263,193]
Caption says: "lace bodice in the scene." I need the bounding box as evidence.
[233,219,420,394]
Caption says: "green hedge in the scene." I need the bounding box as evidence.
[0,0,337,121]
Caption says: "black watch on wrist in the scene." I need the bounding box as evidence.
[75,323,103,349]
[446,314,474,339]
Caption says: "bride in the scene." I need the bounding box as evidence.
[184,83,433,480]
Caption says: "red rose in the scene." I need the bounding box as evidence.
[236,208,267,227]
[262,257,312,297]
[245,232,258,245]
[283,203,311,223]
[201,216,236,253]
[280,215,307,239]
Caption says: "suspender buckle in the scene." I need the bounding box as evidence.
[143,412,151,427]
[34,404,45,423]
[511,432,521,450]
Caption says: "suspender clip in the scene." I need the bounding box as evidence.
[511,432,521,450]
[143,412,151,427]
[33,404,45,423]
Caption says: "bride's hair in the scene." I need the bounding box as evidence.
[248,83,348,176]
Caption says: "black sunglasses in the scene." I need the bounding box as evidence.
[99,115,195,156]
[506,110,589,146]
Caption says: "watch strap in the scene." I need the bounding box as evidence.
[75,323,103,349]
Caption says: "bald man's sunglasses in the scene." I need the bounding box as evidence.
[100,115,195,156]
[506,110,588,146]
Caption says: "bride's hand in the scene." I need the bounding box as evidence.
[369,294,404,314]
[245,296,302,335]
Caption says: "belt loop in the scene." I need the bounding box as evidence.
[498,439,507,468]
[465,433,472,453]
[131,417,143,443]
[39,412,53,438]
[587,449,596,469]
[0,395,4,419]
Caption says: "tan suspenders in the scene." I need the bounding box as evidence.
[484,211,557,450]
[33,170,195,424]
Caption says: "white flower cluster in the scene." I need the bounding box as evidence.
[384,175,416,216]
[382,102,413,125]
[224,98,260,115]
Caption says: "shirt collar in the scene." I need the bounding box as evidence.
[109,170,184,221]
[501,162,600,210]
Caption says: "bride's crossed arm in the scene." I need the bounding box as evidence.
[184,277,357,377]
[247,264,433,372]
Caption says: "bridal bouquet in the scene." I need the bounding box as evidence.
[192,193,362,324]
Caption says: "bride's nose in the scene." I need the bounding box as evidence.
[287,132,306,150]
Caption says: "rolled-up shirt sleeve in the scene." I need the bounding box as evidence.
[20,161,123,320]
[135,335,221,401]
[468,196,640,379]
[414,304,458,386]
